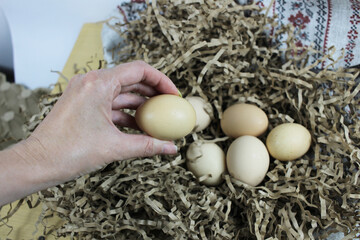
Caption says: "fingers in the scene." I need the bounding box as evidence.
[112,93,147,110]
[139,61,178,94]
[100,61,179,96]
[111,111,139,130]
[120,84,157,97]
[116,134,178,159]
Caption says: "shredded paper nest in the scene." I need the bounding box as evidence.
[3,1,360,239]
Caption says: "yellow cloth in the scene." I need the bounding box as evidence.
[0,22,104,240]
[53,22,105,93]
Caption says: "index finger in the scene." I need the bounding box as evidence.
[101,60,179,96]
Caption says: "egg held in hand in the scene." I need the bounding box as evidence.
[226,136,270,187]
[186,141,226,186]
[221,103,268,138]
[135,94,196,141]
[266,123,311,161]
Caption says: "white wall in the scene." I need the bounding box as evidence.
[0,0,124,89]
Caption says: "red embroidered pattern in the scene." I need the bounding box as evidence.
[256,0,359,67]
[322,0,332,68]
[256,1,265,8]
[117,5,129,23]
[288,8,312,56]
[344,0,360,67]
[288,11,311,29]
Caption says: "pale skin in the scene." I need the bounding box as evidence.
[0,61,178,206]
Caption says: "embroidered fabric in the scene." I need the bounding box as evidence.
[254,0,360,68]
[102,0,360,69]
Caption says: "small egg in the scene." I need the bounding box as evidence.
[135,94,196,140]
[220,103,268,138]
[186,141,226,186]
[226,136,269,186]
[185,96,212,132]
[266,123,311,161]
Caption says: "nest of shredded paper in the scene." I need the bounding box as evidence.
[21,1,360,239]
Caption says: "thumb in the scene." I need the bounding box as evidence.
[117,134,178,159]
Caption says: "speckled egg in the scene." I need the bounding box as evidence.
[266,123,311,161]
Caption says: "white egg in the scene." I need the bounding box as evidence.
[226,136,269,186]
[186,141,226,186]
[185,96,212,132]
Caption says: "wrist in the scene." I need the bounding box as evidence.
[7,136,60,195]
[17,136,62,187]
[0,137,52,205]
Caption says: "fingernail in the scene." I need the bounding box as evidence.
[162,143,178,155]
[177,89,182,98]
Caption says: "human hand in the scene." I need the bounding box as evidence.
[22,61,179,186]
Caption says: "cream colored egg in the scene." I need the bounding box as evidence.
[266,123,311,161]
[186,141,226,186]
[135,94,196,140]
[226,136,269,186]
[221,103,268,138]
[185,96,212,132]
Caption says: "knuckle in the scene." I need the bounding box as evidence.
[82,70,99,85]
[143,138,155,156]
[68,71,99,92]
[78,70,108,93]
[68,73,83,87]
[134,60,146,66]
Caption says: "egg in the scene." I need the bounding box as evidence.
[220,103,268,138]
[226,136,269,186]
[266,123,311,161]
[186,141,226,186]
[185,96,212,132]
[135,94,196,140]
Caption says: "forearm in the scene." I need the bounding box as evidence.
[0,137,57,206]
